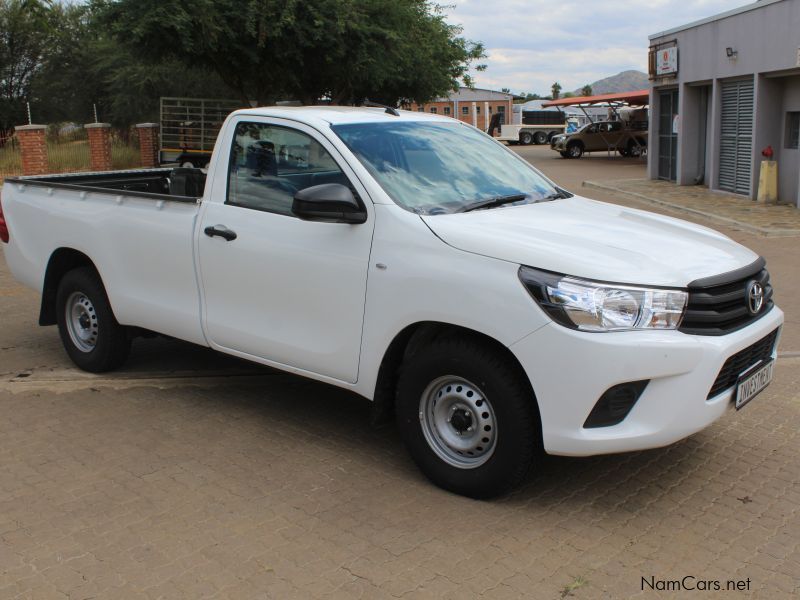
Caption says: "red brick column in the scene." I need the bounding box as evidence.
[136,123,160,168]
[85,123,113,171]
[15,124,49,175]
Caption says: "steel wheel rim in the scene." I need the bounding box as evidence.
[66,292,98,353]
[419,376,497,469]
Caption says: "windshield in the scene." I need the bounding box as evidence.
[331,121,559,214]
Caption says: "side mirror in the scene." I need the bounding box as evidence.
[292,183,367,224]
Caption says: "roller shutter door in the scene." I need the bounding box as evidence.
[718,79,754,195]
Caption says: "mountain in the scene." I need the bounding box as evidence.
[575,70,649,96]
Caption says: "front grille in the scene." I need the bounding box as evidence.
[707,328,779,399]
[679,259,774,336]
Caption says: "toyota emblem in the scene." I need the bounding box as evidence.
[746,281,764,315]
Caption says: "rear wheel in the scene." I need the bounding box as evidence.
[396,335,540,498]
[56,267,131,373]
[519,131,533,145]
[533,131,548,145]
[627,140,644,157]
[567,142,584,159]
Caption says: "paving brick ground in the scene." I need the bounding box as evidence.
[582,179,800,237]
[1,149,798,599]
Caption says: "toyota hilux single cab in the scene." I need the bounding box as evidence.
[0,107,782,498]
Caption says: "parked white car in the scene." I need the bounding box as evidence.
[0,107,783,497]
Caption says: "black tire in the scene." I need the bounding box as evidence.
[396,335,540,499]
[567,141,584,159]
[56,267,131,373]
[619,148,630,157]
[559,151,571,159]
[627,139,644,157]
[519,131,533,145]
[533,131,548,145]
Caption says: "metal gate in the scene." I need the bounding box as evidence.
[718,79,754,195]
[658,90,678,181]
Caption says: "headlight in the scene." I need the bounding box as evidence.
[519,266,687,332]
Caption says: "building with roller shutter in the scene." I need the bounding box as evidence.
[647,0,800,207]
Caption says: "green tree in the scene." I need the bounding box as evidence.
[28,1,237,127]
[551,81,562,100]
[513,92,540,104]
[581,84,593,96]
[0,0,53,134]
[99,0,486,106]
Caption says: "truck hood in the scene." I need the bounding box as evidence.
[421,196,758,287]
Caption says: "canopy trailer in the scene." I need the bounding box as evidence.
[487,107,569,146]
[543,89,650,157]
[159,97,246,168]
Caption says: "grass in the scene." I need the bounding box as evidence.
[560,575,589,598]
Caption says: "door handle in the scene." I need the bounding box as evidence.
[204,225,237,241]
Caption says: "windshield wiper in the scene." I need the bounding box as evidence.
[458,194,529,213]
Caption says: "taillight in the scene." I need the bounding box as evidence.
[0,190,9,243]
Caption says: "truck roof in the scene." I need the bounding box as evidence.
[230,105,455,126]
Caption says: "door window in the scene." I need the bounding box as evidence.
[227,122,350,216]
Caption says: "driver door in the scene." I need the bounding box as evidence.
[196,117,374,383]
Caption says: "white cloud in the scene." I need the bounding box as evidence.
[445,0,754,95]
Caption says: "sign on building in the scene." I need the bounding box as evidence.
[657,47,678,76]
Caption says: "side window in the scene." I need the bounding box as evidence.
[227,122,349,216]
[609,122,623,132]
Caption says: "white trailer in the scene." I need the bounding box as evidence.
[489,106,571,145]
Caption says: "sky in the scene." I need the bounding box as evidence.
[444,0,755,95]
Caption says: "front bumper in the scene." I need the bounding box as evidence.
[550,138,567,151]
[509,306,784,456]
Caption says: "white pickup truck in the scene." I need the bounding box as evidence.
[0,107,783,498]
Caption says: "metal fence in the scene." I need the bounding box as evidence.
[0,125,141,182]
[0,132,22,181]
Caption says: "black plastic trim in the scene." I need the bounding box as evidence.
[686,257,765,289]
[4,171,199,204]
[584,380,649,428]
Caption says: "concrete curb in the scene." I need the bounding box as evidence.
[582,180,800,238]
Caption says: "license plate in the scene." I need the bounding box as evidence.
[735,360,774,410]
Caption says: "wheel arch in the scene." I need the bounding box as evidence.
[39,248,99,325]
[372,321,541,431]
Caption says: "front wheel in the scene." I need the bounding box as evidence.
[396,336,540,498]
[567,142,584,159]
[56,267,131,372]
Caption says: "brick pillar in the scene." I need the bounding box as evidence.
[85,123,113,171]
[15,124,49,175]
[136,123,159,168]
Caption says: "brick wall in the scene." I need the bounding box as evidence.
[85,123,113,171]
[14,125,48,176]
[136,123,160,168]
[406,99,514,130]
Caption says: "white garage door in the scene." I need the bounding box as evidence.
[718,79,754,195]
